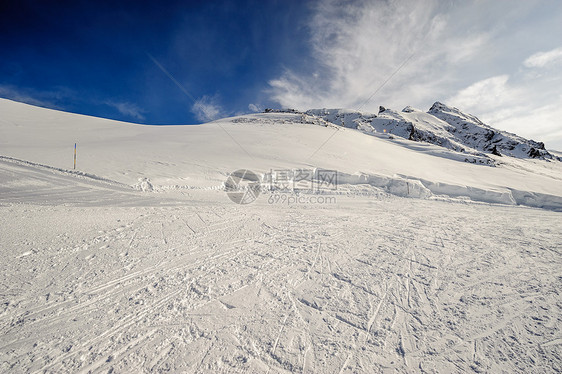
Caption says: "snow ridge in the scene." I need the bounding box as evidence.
[303,102,560,162]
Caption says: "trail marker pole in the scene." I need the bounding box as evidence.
[74,143,76,170]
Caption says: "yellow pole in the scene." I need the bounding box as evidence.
[74,143,76,170]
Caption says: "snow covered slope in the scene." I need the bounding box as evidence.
[1,98,561,210]
[307,102,560,161]
[428,102,555,159]
[1,98,562,373]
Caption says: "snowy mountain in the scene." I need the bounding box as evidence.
[305,102,560,163]
[1,97,561,211]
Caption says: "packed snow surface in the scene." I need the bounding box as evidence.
[1,99,561,373]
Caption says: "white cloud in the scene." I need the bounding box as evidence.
[492,102,562,151]
[105,101,145,121]
[447,75,519,113]
[523,47,562,68]
[266,0,562,149]
[447,75,562,150]
[267,0,490,111]
[248,103,261,112]
[192,95,223,122]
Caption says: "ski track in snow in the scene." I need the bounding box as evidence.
[1,162,561,373]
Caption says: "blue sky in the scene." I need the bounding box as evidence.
[0,1,313,123]
[2,0,562,149]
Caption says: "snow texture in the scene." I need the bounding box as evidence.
[1,98,561,373]
[306,102,560,162]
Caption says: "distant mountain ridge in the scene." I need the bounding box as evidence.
[271,102,559,162]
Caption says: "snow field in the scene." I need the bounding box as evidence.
[1,192,561,373]
[1,98,561,372]
[1,98,561,212]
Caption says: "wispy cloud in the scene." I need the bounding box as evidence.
[447,75,520,113]
[267,0,490,111]
[0,84,66,109]
[523,47,562,69]
[192,95,223,122]
[248,103,261,112]
[267,0,562,149]
[447,72,562,149]
[105,101,146,121]
[1,85,148,123]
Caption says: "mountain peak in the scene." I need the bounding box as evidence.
[402,106,419,113]
[428,101,461,114]
[303,102,559,162]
